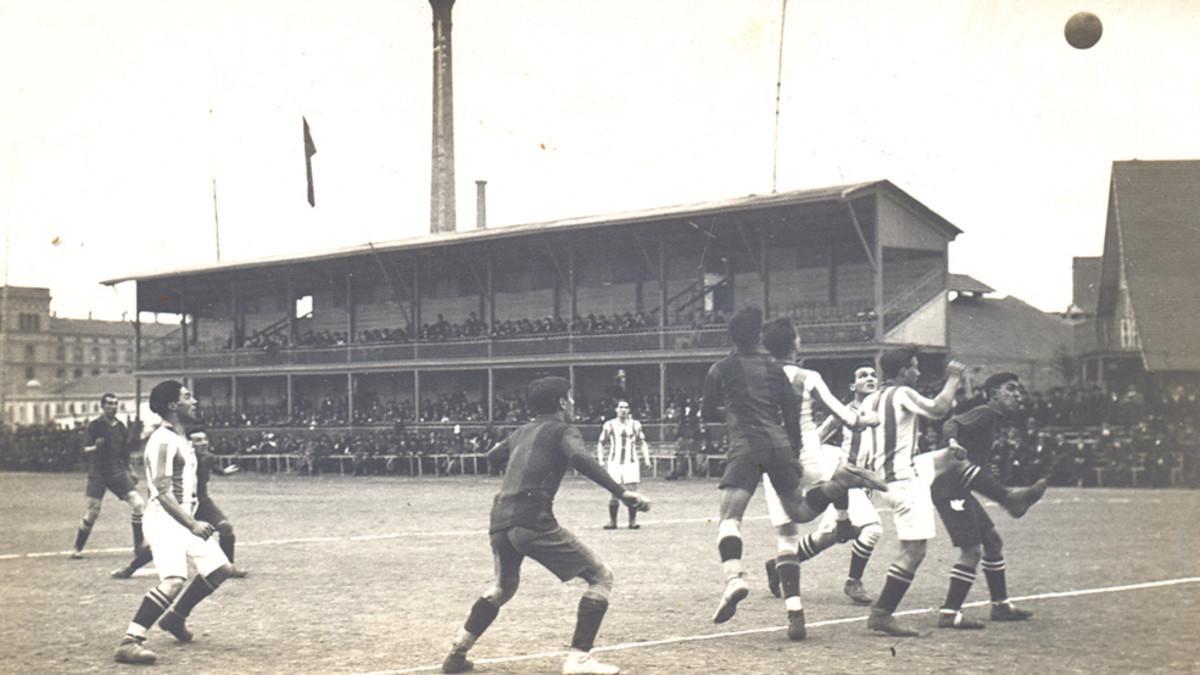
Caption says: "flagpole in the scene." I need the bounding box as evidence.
[771,0,789,194]
[211,177,221,262]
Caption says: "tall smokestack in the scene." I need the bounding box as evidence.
[429,0,457,234]
[475,180,487,229]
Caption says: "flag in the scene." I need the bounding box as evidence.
[303,116,317,207]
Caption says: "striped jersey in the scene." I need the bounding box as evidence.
[782,365,862,454]
[861,384,944,482]
[598,417,647,466]
[144,423,198,515]
[840,400,867,465]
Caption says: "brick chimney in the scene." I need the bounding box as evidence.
[429,0,457,234]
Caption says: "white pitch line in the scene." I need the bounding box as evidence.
[0,495,1170,560]
[358,576,1200,675]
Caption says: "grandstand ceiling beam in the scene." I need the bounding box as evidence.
[736,223,765,280]
[567,239,576,322]
[842,197,878,272]
[367,244,412,328]
[659,232,666,328]
[346,270,355,345]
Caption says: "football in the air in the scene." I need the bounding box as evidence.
[1064,11,1103,49]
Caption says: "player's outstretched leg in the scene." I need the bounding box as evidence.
[625,483,640,529]
[73,500,102,558]
[844,524,881,605]
[937,451,1048,518]
[215,521,248,578]
[443,559,518,674]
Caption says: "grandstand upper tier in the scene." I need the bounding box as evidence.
[106,180,959,379]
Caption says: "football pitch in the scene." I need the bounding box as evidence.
[1,471,1198,674]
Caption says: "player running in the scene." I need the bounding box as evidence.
[113,381,236,665]
[765,362,885,607]
[934,372,1040,629]
[71,393,146,559]
[441,376,649,675]
[701,307,887,629]
[111,427,248,580]
[597,399,650,530]
[758,318,880,639]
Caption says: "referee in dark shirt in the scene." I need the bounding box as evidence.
[702,306,886,625]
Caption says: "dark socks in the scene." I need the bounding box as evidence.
[570,596,609,652]
[982,557,1008,602]
[131,513,144,552]
[219,533,236,563]
[942,563,976,611]
[777,553,800,599]
[74,517,95,552]
[464,597,500,637]
[607,501,619,525]
[170,574,221,619]
[131,587,174,632]
[873,564,915,614]
[718,536,743,562]
[849,538,875,580]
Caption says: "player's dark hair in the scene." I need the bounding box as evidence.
[148,380,184,417]
[100,392,118,405]
[761,317,797,360]
[187,426,207,437]
[527,376,571,415]
[983,372,1019,398]
[879,347,919,381]
[728,306,763,351]
[615,399,630,407]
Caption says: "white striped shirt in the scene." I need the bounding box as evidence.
[598,417,648,466]
[782,365,862,454]
[860,384,943,482]
[144,423,198,515]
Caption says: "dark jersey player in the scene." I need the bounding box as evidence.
[72,393,147,558]
[441,376,649,675]
[112,428,248,580]
[934,372,1041,628]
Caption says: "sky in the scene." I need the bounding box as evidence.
[2,0,1198,321]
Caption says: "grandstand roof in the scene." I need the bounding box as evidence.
[101,180,961,284]
[1098,160,1200,371]
[947,273,995,295]
[949,294,1072,361]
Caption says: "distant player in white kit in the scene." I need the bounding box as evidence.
[597,400,650,529]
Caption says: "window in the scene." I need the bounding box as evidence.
[24,344,35,360]
[24,366,35,380]
[92,368,100,376]
[18,313,40,332]
[91,347,101,362]
[73,369,82,379]
[108,348,117,362]
[73,347,84,362]
[56,346,66,360]
[56,368,65,378]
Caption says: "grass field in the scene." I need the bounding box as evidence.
[1,471,1198,674]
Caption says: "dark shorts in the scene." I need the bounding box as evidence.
[490,525,603,583]
[933,493,995,548]
[194,499,229,527]
[718,447,802,495]
[85,472,137,501]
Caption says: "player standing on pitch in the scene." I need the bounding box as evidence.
[71,393,146,559]
[597,399,650,530]
[441,376,649,675]
[113,381,236,665]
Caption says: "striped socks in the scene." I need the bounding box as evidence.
[873,564,916,614]
[941,563,977,613]
[982,556,1008,602]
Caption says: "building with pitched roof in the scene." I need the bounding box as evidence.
[1079,160,1200,390]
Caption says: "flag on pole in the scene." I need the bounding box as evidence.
[303,116,317,207]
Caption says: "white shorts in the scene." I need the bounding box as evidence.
[878,454,937,541]
[607,462,641,485]
[144,507,229,580]
[763,445,842,528]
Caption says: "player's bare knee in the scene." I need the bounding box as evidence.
[859,523,883,547]
[981,528,1004,555]
[216,521,234,539]
[487,576,519,605]
[958,544,983,567]
[125,492,146,514]
[582,563,615,600]
[158,577,186,599]
[84,501,102,522]
[899,539,927,567]
[207,563,235,587]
